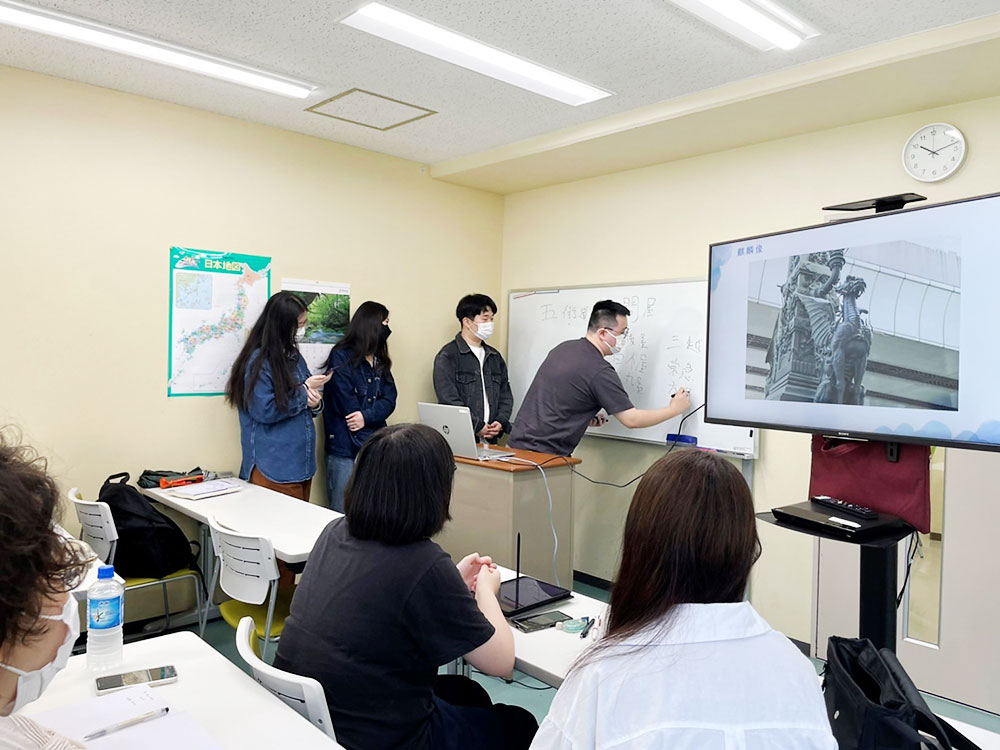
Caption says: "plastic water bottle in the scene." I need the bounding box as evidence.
[87,565,124,673]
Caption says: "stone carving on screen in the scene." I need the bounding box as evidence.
[765,249,873,404]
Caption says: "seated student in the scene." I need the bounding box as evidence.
[274,423,537,750]
[433,294,513,444]
[530,450,836,750]
[0,432,90,749]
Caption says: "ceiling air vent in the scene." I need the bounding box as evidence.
[305,88,436,130]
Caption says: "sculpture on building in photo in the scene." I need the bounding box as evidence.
[765,249,873,405]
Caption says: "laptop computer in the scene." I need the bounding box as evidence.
[417,402,515,461]
[771,500,910,542]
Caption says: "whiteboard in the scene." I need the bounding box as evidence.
[507,280,758,457]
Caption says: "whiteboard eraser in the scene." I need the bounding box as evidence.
[666,434,697,447]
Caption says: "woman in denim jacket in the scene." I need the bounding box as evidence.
[322,301,397,511]
[226,291,329,502]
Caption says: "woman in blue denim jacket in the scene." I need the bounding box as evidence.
[226,291,330,502]
[322,301,397,511]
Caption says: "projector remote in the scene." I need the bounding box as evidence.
[811,495,878,520]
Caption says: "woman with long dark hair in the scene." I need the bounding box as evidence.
[226,291,329,501]
[321,300,397,512]
[530,450,836,749]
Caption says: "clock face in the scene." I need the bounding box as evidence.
[902,123,966,182]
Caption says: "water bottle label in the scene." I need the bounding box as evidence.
[88,595,123,630]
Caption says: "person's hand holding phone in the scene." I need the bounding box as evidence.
[306,387,322,409]
[304,372,332,390]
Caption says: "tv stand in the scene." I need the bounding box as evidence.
[757,511,912,652]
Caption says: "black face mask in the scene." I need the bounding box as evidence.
[380,324,392,343]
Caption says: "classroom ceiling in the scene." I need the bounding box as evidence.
[1,0,999,168]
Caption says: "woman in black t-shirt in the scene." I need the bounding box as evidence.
[273,423,538,750]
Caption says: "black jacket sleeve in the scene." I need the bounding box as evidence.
[495,357,514,435]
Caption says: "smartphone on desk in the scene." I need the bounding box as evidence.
[95,665,177,695]
[512,611,571,633]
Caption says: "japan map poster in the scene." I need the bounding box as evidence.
[168,247,271,397]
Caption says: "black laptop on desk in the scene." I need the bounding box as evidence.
[771,501,911,542]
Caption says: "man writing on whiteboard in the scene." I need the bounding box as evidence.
[509,300,691,456]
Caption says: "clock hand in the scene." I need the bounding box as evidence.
[925,141,961,155]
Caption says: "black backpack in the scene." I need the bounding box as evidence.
[97,472,199,579]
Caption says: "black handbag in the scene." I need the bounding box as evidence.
[823,636,980,749]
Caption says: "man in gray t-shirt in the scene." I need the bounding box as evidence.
[509,300,691,456]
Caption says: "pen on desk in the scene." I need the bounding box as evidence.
[83,706,169,741]
[579,618,596,639]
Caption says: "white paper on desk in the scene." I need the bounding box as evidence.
[172,478,241,499]
[34,685,221,749]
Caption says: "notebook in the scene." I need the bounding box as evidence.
[34,685,220,749]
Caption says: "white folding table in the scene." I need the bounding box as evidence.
[141,479,342,627]
[23,631,343,748]
[492,566,607,688]
[142,479,342,564]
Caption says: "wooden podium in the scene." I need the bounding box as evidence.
[434,447,580,587]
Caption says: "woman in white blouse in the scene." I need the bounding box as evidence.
[531,450,836,750]
[0,433,89,749]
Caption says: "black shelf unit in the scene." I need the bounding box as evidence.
[757,511,913,652]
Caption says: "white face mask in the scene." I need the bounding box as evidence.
[603,329,626,356]
[295,326,306,342]
[0,594,79,714]
[475,321,494,341]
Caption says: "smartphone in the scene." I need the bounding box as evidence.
[512,610,571,633]
[95,665,178,695]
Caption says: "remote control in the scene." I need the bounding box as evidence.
[810,495,878,520]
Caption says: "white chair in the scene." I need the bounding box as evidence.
[235,616,338,742]
[68,488,205,638]
[205,516,292,663]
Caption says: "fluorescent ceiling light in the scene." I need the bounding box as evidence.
[0,0,317,98]
[340,2,611,106]
[668,0,819,51]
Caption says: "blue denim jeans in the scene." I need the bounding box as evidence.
[325,454,355,513]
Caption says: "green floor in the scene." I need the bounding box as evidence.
[185,579,1000,735]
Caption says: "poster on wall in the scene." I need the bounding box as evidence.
[167,247,271,397]
[282,278,351,373]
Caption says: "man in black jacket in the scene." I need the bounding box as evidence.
[433,294,513,444]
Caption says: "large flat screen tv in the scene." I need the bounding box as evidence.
[705,192,1000,452]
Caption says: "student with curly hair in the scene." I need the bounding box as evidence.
[0,430,90,748]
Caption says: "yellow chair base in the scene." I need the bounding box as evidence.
[123,568,201,588]
[219,585,295,639]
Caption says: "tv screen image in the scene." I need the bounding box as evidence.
[707,192,999,451]
[745,241,960,411]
